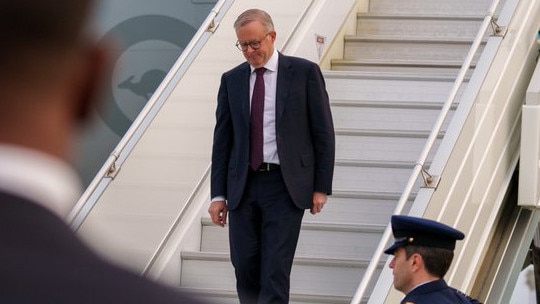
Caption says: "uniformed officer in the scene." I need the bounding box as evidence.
[384,215,483,304]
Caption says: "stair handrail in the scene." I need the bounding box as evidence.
[142,164,211,276]
[67,0,234,230]
[350,0,504,303]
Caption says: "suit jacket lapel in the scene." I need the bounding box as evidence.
[276,53,293,123]
[238,63,251,129]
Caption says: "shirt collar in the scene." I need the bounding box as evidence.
[0,144,82,221]
[408,278,440,294]
[250,48,279,73]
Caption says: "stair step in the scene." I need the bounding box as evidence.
[331,58,476,76]
[332,103,454,132]
[332,58,470,67]
[336,132,441,163]
[324,74,461,102]
[356,13,484,39]
[297,223,384,260]
[308,195,410,225]
[335,128,443,137]
[180,252,383,297]
[346,36,482,43]
[331,100,458,110]
[323,69,463,80]
[331,189,412,199]
[308,189,414,224]
[333,162,421,193]
[336,159,426,168]
[343,37,484,62]
[180,287,360,304]
[200,218,385,259]
[369,0,494,15]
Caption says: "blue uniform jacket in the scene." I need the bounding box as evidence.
[401,279,482,304]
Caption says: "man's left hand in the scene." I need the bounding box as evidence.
[310,192,327,215]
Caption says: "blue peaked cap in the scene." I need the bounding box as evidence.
[384,215,465,255]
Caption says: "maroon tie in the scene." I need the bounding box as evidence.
[250,67,266,171]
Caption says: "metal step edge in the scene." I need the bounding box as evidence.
[356,13,486,21]
[179,287,356,304]
[331,100,458,110]
[181,251,383,268]
[322,69,462,81]
[335,128,444,138]
[335,159,429,169]
[331,59,476,68]
[300,221,386,233]
[331,189,411,200]
[344,36,486,44]
[201,217,386,233]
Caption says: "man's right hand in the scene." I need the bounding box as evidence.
[208,200,228,227]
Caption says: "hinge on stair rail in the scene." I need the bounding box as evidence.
[105,155,121,179]
[418,163,440,189]
[489,17,507,38]
[206,18,220,33]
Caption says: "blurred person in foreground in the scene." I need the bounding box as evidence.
[208,8,335,304]
[0,1,208,303]
[385,215,483,304]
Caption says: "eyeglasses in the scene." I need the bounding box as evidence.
[235,33,270,51]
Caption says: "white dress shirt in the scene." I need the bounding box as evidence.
[0,144,82,221]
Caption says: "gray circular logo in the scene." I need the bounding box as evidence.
[98,15,196,136]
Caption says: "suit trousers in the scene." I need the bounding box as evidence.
[228,168,304,304]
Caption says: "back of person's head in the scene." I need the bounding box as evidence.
[0,0,108,160]
[404,245,454,278]
[0,0,95,83]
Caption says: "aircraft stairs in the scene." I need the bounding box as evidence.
[71,0,540,303]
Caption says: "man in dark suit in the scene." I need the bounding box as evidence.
[208,8,335,304]
[385,215,483,304]
[0,1,208,303]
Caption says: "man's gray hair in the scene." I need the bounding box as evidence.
[234,9,274,32]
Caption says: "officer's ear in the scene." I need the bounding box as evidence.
[409,253,424,272]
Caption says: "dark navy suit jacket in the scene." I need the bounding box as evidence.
[211,52,335,210]
[0,191,206,303]
[402,279,482,304]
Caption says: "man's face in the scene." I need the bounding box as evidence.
[389,247,415,294]
[235,20,276,68]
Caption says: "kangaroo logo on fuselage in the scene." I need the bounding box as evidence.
[118,69,167,100]
[96,15,196,137]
